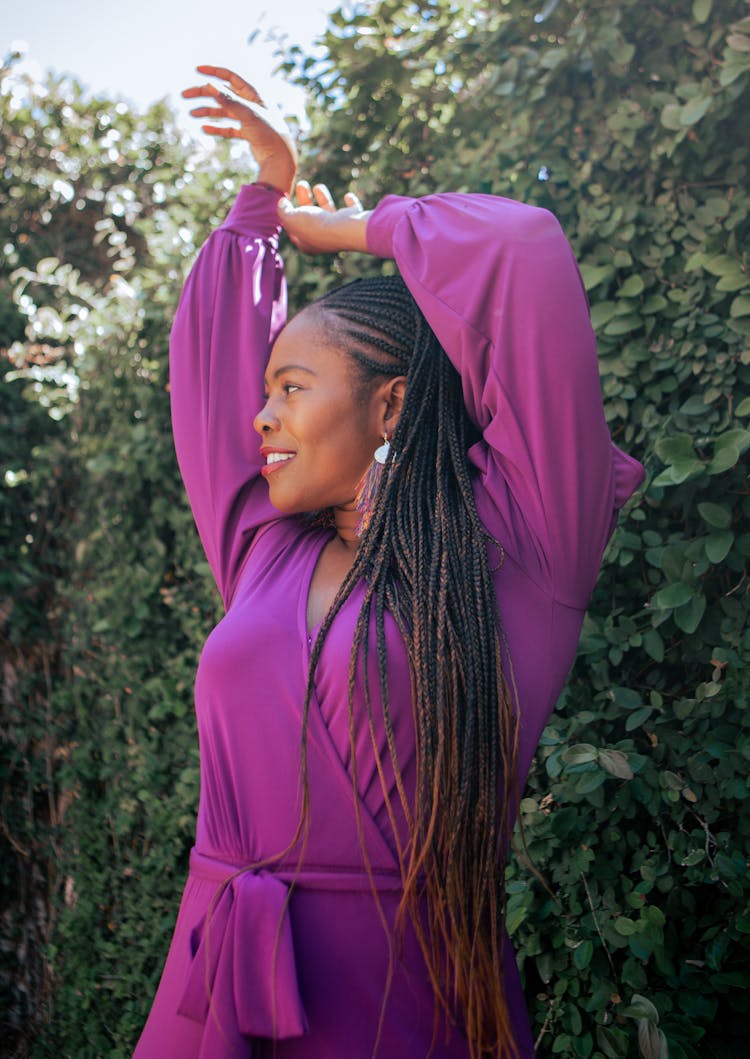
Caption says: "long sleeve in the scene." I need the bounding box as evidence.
[170,184,287,608]
[367,194,644,608]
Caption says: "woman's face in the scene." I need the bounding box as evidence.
[253,308,401,516]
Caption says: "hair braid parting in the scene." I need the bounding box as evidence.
[302,276,520,1059]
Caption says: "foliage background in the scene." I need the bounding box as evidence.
[1,1,749,1056]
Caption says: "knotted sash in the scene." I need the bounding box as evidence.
[177,848,403,1058]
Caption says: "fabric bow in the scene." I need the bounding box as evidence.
[177,869,308,1057]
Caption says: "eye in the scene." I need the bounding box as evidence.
[283,383,300,395]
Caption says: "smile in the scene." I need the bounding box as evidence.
[260,451,296,477]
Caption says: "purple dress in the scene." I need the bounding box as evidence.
[133,184,644,1058]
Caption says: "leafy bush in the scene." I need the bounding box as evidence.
[283,0,750,1054]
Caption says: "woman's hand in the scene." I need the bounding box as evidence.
[182,65,297,195]
[277,181,372,254]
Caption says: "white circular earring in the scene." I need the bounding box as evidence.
[373,433,391,465]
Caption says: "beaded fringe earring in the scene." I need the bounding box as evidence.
[356,433,391,536]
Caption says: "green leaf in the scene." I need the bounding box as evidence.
[735,396,750,416]
[597,1026,630,1059]
[705,530,734,563]
[603,314,642,336]
[621,994,660,1023]
[692,0,712,22]
[642,293,668,314]
[727,33,750,53]
[654,434,696,462]
[580,263,614,291]
[674,594,706,634]
[730,294,750,317]
[619,275,645,297]
[720,56,750,86]
[654,457,694,485]
[643,629,664,662]
[598,748,634,779]
[505,902,528,935]
[611,41,635,66]
[575,770,606,794]
[684,251,707,272]
[679,395,709,415]
[708,428,750,473]
[680,848,706,866]
[715,266,746,291]
[704,254,742,276]
[659,103,683,130]
[728,317,750,336]
[564,743,599,766]
[573,939,594,970]
[679,96,712,126]
[614,916,637,936]
[651,582,693,609]
[612,686,643,708]
[625,707,654,732]
[697,501,731,528]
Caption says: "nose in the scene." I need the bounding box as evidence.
[253,396,279,437]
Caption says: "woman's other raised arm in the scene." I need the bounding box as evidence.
[366,193,644,607]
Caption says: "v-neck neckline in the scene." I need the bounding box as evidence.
[299,528,335,644]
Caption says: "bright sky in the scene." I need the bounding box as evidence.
[2,0,342,128]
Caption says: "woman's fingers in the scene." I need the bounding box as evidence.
[182,82,229,102]
[195,65,265,105]
[199,125,238,138]
[293,182,364,213]
[294,181,314,206]
[294,182,337,212]
[312,184,336,212]
[187,105,227,119]
[181,65,298,191]
[277,197,371,254]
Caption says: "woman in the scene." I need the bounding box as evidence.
[133,66,644,1059]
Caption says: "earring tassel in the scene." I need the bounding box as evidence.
[356,437,391,536]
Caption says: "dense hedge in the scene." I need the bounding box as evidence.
[0,63,234,1054]
[285,2,750,1052]
[1,0,749,1055]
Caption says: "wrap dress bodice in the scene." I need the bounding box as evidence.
[133,185,644,1059]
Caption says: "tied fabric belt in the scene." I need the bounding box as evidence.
[177,847,403,1057]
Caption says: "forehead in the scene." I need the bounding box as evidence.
[268,307,346,371]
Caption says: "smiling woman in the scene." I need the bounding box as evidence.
[131,65,644,1059]
[253,307,404,523]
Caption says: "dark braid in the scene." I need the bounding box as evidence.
[300,275,520,1059]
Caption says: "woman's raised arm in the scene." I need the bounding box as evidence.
[170,69,295,607]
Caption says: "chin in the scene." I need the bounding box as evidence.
[267,491,320,518]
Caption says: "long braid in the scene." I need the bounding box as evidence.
[303,275,520,1059]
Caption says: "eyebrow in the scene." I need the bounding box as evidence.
[263,364,319,386]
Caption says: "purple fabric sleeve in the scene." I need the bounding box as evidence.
[169,183,288,607]
[367,193,644,607]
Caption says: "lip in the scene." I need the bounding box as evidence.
[259,446,297,478]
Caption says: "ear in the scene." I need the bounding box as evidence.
[381,375,407,435]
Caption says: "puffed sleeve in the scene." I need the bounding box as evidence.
[367,193,644,608]
[170,183,287,608]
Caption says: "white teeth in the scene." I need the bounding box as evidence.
[266,452,295,464]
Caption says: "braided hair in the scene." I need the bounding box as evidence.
[300,275,520,1059]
